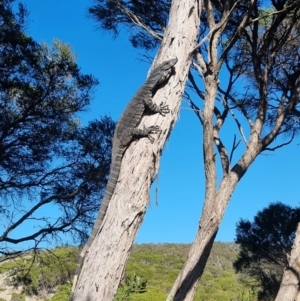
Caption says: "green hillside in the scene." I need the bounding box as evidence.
[117,243,257,301]
[0,243,258,301]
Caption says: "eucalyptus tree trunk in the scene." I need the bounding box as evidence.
[166,67,263,301]
[71,0,201,300]
[275,223,300,301]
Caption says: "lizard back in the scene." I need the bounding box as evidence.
[70,58,177,299]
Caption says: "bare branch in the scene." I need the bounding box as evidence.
[197,0,243,66]
[213,128,230,174]
[262,79,300,147]
[114,0,163,41]
[188,71,205,100]
[217,90,249,146]
[193,53,207,78]
[185,93,203,125]
[3,213,79,244]
[292,108,300,117]
[263,132,295,151]
[0,183,85,242]
[219,0,256,67]
[229,135,241,163]
[251,1,300,23]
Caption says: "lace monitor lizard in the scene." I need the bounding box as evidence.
[71,57,177,297]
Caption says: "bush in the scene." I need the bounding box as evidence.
[46,283,72,301]
[10,293,25,301]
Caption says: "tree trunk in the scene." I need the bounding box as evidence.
[167,69,262,300]
[166,171,246,301]
[71,1,201,300]
[275,222,300,301]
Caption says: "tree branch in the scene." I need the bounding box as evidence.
[262,79,300,147]
[3,211,80,244]
[263,132,295,151]
[0,183,85,242]
[229,135,241,163]
[217,89,249,146]
[185,92,203,125]
[114,0,163,41]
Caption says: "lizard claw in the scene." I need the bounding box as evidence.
[159,102,170,116]
[144,125,160,143]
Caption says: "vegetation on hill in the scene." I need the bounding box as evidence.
[234,202,300,301]
[0,0,114,259]
[0,243,258,300]
[0,248,76,300]
[117,243,257,301]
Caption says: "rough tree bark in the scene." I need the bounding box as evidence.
[166,74,262,301]
[71,0,201,300]
[167,143,262,301]
[164,0,300,299]
[275,222,300,301]
[166,1,260,299]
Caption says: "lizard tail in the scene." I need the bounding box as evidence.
[70,146,123,298]
[86,146,123,246]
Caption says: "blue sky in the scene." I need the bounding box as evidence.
[19,0,300,244]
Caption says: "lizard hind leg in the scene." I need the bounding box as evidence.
[130,125,160,143]
[158,102,170,116]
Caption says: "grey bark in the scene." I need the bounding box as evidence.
[71,0,201,300]
[166,73,262,301]
[166,1,260,299]
[275,222,300,301]
[70,58,177,296]
[165,1,300,300]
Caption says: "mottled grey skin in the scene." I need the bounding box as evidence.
[71,58,177,297]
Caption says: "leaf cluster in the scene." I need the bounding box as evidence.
[0,244,257,300]
[0,247,77,297]
[115,243,258,301]
[0,0,116,256]
[234,202,300,300]
[115,273,147,301]
[89,0,171,49]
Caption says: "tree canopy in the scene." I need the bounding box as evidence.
[0,0,115,259]
[234,202,300,300]
[89,0,171,49]
[74,0,300,300]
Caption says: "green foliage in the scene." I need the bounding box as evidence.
[1,248,77,296]
[115,274,147,301]
[0,1,115,256]
[0,244,258,300]
[234,202,300,300]
[232,288,257,301]
[115,243,258,301]
[46,283,72,301]
[88,0,171,50]
[10,293,25,301]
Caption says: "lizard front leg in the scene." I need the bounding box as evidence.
[157,102,170,116]
[146,101,170,116]
[143,91,170,116]
[127,125,160,143]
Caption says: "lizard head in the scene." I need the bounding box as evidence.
[149,58,178,88]
[156,57,178,84]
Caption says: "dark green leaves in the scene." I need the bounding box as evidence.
[0,0,115,255]
[234,202,300,300]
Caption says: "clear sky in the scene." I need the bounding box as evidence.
[19,0,300,244]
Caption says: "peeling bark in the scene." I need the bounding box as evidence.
[166,143,261,301]
[275,223,300,301]
[71,1,201,300]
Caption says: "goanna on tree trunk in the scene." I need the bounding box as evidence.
[71,0,201,300]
